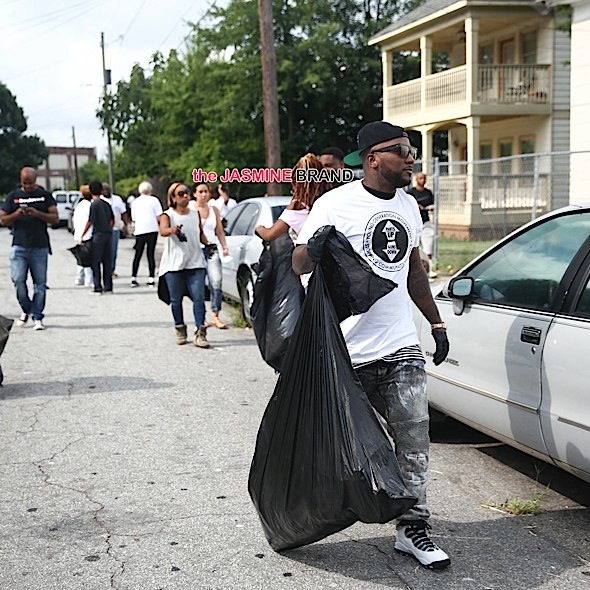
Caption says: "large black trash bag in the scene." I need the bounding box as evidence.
[68,241,92,268]
[308,225,399,322]
[248,265,416,552]
[251,233,305,372]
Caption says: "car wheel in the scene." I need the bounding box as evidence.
[239,270,254,326]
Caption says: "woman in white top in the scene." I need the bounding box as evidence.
[255,153,332,241]
[72,184,93,287]
[159,182,211,348]
[191,183,230,329]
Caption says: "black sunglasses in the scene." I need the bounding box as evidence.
[370,144,418,159]
[175,190,189,197]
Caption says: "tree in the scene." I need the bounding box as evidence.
[97,0,427,196]
[0,82,48,194]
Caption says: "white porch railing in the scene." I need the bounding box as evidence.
[477,64,550,104]
[386,64,550,114]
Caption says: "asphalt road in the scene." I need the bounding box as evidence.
[1,227,589,590]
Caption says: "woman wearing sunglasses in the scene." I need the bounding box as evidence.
[158,182,211,348]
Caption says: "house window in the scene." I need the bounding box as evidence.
[499,140,513,174]
[520,137,535,154]
[520,136,536,175]
[479,143,493,185]
[521,31,537,64]
[479,44,494,91]
[479,44,494,64]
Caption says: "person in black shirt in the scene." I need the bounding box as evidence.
[406,172,436,278]
[0,167,59,330]
[80,181,114,294]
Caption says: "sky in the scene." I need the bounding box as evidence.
[0,0,221,160]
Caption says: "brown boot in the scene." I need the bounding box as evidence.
[211,312,227,329]
[175,324,188,345]
[194,326,210,348]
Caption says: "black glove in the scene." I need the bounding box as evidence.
[432,329,449,366]
[307,225,335,262]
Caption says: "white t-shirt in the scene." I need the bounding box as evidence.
[212,196,237,219]
[103,194,127,230]
[73,198,92,241]
[131,194,163,235]
[296,180,423,366]
[158,208,206,275]
[279,207,309,235]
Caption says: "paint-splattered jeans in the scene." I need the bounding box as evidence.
[355,358,430,522]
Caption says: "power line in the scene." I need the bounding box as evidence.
[157,0,204,51]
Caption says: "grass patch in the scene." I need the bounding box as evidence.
[482,493,543,516]
[226,300,250,329]
[435,236,497,276]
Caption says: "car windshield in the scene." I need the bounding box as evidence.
[468,211,590,309]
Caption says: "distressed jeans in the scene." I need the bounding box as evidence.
[10,245,49,321]
[355,358,430,522]
[164,268,206,328]
[204,247,223,313]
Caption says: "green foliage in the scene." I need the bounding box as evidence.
[554,5,572,36]
[483,493,543,515]
[78,160,110,186]
[0,82,48,193]
[97,0,426,190]
[436,237,497,275]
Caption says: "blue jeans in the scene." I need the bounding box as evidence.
[164,268,206,328]
[111,228,120,272]
[355,359,430,522]
[204,247,223,313]
[10,246,49,321]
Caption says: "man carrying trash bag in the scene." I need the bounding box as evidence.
[292,122,450,570]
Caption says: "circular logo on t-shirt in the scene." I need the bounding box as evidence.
[362,211,413,272]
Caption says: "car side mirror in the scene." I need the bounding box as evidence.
[446,276,474,316]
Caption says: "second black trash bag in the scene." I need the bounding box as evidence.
[248,264,417,552]
[68,240,92,268]
[251,233,305,372]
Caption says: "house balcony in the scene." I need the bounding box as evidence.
[385,64,551,127]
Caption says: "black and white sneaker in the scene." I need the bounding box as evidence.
[395,521,450,570]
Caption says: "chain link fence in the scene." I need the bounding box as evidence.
[414,151,579,275]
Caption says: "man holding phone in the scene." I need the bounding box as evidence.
[0,167,59,331]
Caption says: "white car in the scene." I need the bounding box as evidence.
[52,190,82,227]
[221,196,291,322]
[415,203,590,483]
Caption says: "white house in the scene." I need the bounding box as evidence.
[370,0,571,236]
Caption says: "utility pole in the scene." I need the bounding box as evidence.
[71,126,80,188]
[257,0,281,196]
[100,32,115,192]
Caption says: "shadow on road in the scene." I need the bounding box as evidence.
[0,375,173,399]
[430,410,590,508]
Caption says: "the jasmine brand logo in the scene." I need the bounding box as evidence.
[363,211,412,272]
[192,167,355,184]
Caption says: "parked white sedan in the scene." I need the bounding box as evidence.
[415,203,590,483]
[221,196,291,322]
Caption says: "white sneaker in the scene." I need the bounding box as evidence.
[33,320,46,331]
[74,278,84,286]
[395,521,450,569]
[16,313,29,327]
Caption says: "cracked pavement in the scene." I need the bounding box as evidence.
[0,227,589,590]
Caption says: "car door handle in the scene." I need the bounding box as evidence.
[521,326,542,345]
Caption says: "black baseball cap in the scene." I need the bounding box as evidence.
[343,121,408,167]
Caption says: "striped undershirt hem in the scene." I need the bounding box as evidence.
[353,344,425,370]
